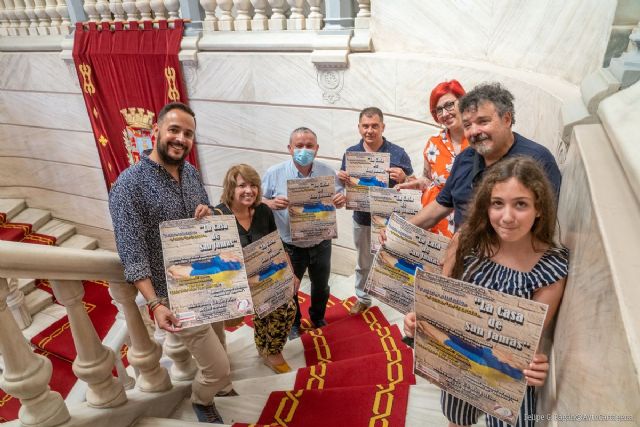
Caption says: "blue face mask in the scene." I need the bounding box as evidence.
[293,148,316,167]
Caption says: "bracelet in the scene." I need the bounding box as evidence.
[147,297,168,311]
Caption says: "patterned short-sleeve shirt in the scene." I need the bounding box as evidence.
[108,154,210,298]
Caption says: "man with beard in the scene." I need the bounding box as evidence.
[409,83,561,232]
[109,102,231,424]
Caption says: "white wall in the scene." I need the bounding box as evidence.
[371,0,617,85]
[1,1,600,263]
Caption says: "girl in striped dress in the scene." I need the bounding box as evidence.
[405,156,569,427]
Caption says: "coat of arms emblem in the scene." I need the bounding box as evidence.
[120,107,156,165]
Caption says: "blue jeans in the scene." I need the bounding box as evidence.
[284,239,332,327]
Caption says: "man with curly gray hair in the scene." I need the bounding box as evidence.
[408,82,561,232]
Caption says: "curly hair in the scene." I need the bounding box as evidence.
[429,80,466,122]
[458,82,516,127]
[220,164,263,209]
[450,157,556,279]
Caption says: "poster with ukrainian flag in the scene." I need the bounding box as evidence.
[243,231,295,318]
[345,151,390,212]
[159,215,254,328]
[364,213,449,314]
[369,187,422,253]
[413,269,548,425]
[287,175,337,243]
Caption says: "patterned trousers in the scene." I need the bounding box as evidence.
[253,298,297,355]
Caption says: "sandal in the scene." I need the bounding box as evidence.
[261,354,291,374]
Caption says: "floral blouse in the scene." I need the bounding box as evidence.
[421,129,469,237]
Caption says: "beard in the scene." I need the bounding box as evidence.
[470,133,492,156]
[156,135,189,166]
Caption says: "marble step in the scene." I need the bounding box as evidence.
[0,198,26,221]
[10,208,51,232]
[37,219,76,245]
[60,234,99,250]
[25,288,54,316]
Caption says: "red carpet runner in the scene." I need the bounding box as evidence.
[226,292,356,333]
[0,216,122,422]
[233,305,414,427]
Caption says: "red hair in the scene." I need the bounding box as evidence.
[429,80,466,122]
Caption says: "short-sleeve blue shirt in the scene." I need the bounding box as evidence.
[340,137,414,226]
[262,159,343,247]
[436,132,561,229]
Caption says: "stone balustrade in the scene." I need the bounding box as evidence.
[0,241,194,426]
[0,0,71,36]
[0,0,372,58]
[0,0,373,33]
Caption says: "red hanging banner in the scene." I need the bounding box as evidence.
[72,20,197,189]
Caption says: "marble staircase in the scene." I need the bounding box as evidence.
[0,198,103,333]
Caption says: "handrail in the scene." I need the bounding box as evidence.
[0,240,125,282]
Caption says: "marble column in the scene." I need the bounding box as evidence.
[286,0,304,30]
[6,278,31,329]
[267,0,285,30]
[250,0,266,31]
[135,0,152,20]
[233,0,251,31]
[217,0,234,31]
[305,0,322,30]
[109,282,172,393]
[163,329,197,381]
[200,0,217,31]
[0,277,70,426]
[51,280,127,408]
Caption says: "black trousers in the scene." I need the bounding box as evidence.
[283,239,332,327]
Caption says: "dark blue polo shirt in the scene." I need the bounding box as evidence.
[436,132,561,229]
[341,137,414,226]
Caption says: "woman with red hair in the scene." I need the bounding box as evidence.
[398,79,468,237]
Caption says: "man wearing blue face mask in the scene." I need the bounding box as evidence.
[262,127,346,339]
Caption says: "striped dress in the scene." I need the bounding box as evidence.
[441,245,569,427]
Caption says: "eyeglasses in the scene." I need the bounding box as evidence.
[432,100,457,118]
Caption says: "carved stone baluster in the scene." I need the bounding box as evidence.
[163,0,179,21]
[0,278,70,426]
[109,282,172,392]
[6,278,31,329]
[95,0,112,22]
[23,0,37,34]
[135,0,152,20]
[45,0,61,33]
[217,0,233,31]
[354,0,369,28]
[267,0,285,30]
[232,0,251,31]
[55,0,69,33]
[199,0,217,31]
[3,0,18,36]
[163,330,197,381]
[108,289,137,390]
[12,0,29,35]
[51,280,127,408]
[110,0,126,21]
[249,0,266,30]
[122,0,140,21]
[0,0,9,36]
[286,0,303,30]
[149,0,166,20]
[34,0,50,35]
[83,0,98,21]
[305,0,321,30]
